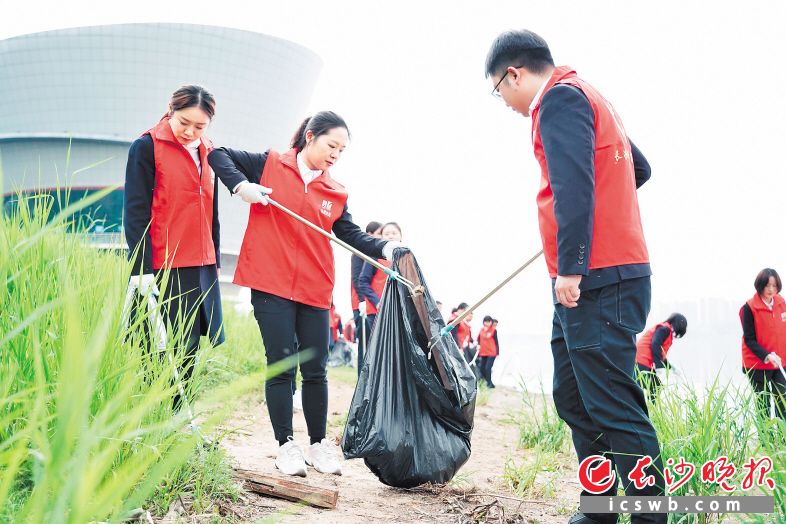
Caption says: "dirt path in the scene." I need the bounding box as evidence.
[219,370,581,523]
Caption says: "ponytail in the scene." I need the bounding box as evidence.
[289,111,350,152]
[290,117,311,151]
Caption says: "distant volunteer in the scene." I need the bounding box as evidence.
[357,222,404,335]
[635,313,688,402]
[351,221,382,376]
[476,315,499,388]
[740,268,786,420]
[124,85,225,410]
[208,111,405,477]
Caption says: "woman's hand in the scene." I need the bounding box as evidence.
[235,181,273,205]
[765,352,783,367]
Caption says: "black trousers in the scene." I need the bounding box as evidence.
[251,290,329,445]
[551,277,666,524]
[478,356,496,386]
[636,364,662,404]
[356,313,375,377]
[744,368,786,420]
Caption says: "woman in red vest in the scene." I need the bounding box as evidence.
[208,111,403,477]
[635,313,687,402]
[357,222,402,333]
[477,315,499,388]
[124,85,225,410]
[740,268,786,420]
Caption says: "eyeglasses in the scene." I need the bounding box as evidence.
[491,65,525,99]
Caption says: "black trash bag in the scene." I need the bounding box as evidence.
[327,338,352,367]
[341,249,477,488]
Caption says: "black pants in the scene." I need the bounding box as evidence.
[251,290,329,445]
[636,364,662,404]
[478,356,496,387]
[551,277,665,524]
[745,368,786,420]
[356,313,375,377]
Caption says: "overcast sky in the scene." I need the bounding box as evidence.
[3,1,785,383]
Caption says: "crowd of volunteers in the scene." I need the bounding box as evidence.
[123,28,784,523]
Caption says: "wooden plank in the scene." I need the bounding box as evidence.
[234,468,338,509]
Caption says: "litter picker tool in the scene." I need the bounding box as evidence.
[428,250,543,353]
[779,364,786,383]
[263,196,423,297]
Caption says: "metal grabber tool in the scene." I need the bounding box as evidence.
[263,196,424,297]
[427,250,544,357]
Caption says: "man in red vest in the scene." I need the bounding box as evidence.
[485,30,664,524]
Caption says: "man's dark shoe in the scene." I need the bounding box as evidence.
[568,511,607,524]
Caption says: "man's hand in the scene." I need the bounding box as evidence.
[555,274,582,308]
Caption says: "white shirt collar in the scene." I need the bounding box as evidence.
[184,138,201,171]
[297,152,322,186]
[529,76,550,115]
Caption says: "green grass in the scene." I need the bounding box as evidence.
[505,381,569,454]
[0,187,267,523]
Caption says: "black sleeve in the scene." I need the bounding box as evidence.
[630,139,651,189]
[332,204,387,259]
[207,148,268,194]
[742,304,770,362]
[450,329,459,345]
[212,172,221,268]
[123,135,155,274]
[539,85,595,277]
[351,256,365,295]
[493,331,499,354]
[357,262,381,307]
[650,326,671,369]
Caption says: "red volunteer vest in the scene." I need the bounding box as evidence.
[233,149,349,309]
[478,325,498,357]
[351,273,360,310]
[457,320,472,349]
[636,322,674,369]
[531,66,649,277]
[329,307,341,342]
[366,259,391,316]
[147,118,216,270]
[741,293,786,370]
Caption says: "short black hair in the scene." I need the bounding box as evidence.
[754,268,782,295]
[483,315,493,322]
[666,313,688,339]
[457,302,469,310]
[485,29,554,78]
[365,221,382,234]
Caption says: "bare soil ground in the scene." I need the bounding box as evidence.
[214,368,581,523]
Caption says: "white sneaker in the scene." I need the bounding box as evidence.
[275,439,307,477]
[305,438,342,475]
[293,390,303,412]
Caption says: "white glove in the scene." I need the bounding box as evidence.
[235,181,273,205]
[654,367,668,382]
[129,273,159,295]
[382,241,407,261]
[357,301,367,317]
[765,352,783,368]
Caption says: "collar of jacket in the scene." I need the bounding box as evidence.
[530,65,577,114]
